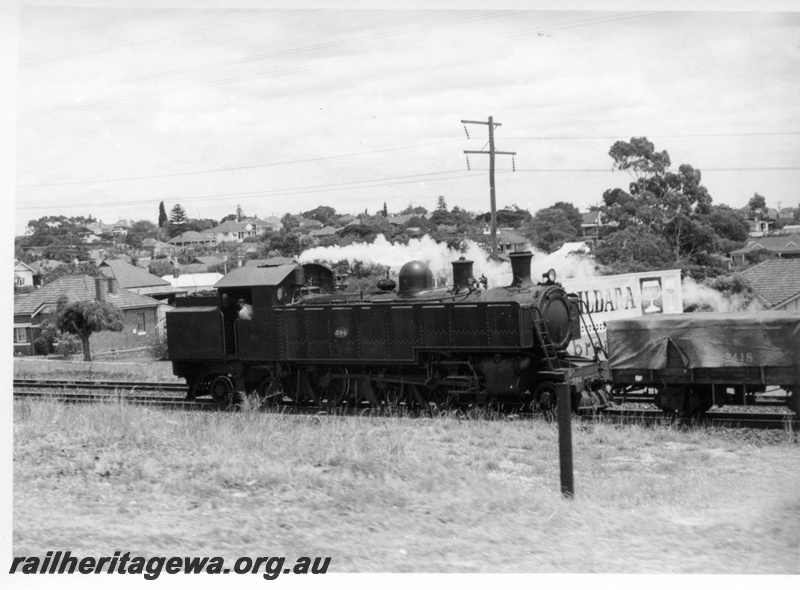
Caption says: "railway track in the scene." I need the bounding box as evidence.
[13,379,797,429]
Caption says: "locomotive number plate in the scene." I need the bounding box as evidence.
[334,327,349,339]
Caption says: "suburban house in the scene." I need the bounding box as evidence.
[13,275,162,356]
[738,259,800,311]
[259,216,284,232]
[98,258,186,301]
[581,211,605,239]
[168,230,217,247]
[14,261,36,289]
[478,227,528,254]
[161,272,223,294]
[729,234,800,267]
[112,219,131,236]
[142,238,178,257]
[308,226,339,241]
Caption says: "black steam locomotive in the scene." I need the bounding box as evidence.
[166,252,608,410]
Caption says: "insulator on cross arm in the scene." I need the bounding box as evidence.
[465,155,471,171]
[512,155,516,172]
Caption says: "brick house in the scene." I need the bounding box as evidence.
[738,259,800,311]
[98,258,185,301]
[729,234,800,267]
[13,275,161,356]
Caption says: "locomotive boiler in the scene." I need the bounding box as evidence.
[166,252,607,410]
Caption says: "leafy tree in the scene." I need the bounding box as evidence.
[184,218,217,232]
[399,203,428,216]
[220,213,238,224]
[25,215,95,245]
[600,137,719,268]
[609,137,671,184]
[54,295,124,361]
[125,220,159,249]
[302,206,337,225]
[476,205,532,228]
[747,193,768,219]
[593,225,674,273]
[149,259,173,277]
[526,208,580,253]
[551,202,583,234]
[41,262,102,285]
[266,231,302,256]
[158,202,167,228]
[168,204,188,237]
[337,224,377,241]
[703,205,749,252]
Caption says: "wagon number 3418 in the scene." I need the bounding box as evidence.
[725,351,754,364]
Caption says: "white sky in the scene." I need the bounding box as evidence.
[7,1,800,235]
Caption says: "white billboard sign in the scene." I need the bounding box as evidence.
[561,269,683,358]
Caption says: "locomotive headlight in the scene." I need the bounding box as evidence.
[542,269,557,284]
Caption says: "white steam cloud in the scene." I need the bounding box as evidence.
[299,234,599,287]
[681,277,765,313]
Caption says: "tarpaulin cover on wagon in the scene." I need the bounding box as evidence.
[606,312,800,370]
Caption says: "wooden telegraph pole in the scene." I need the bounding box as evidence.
[462,116,516,260]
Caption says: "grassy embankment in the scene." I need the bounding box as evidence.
[13,396,799,574]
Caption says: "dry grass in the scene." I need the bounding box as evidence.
[13,399,800,573]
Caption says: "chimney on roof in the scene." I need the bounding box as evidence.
[95,277,105,301]
[107,277,117,295]
[173,268,180,278]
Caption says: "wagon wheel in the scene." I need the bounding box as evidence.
[210,375,241,407]
[311,368,350,408]
[532,381,558,418]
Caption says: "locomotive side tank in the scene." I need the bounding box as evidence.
[167,251,605,409]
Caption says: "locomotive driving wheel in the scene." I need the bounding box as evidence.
[311,367,350,408]
[210,375,241,407]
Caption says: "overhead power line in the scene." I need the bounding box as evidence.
[17,138,465,188]
[16,169,484,211]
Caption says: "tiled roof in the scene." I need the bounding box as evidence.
[738,259,800,307]
[168,231,211,244]
[730,234,800,255]
[162,273,223,289]
[581,211,602,225]
[99,259,171,288]
[14,275,160,316]
[244,257,296,267]
[192,255,224,266]
[215,265,296,288]
[211,220,248,233]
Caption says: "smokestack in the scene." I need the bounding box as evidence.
[94,277,105,301]
[509,251,533,288]
[107,277,117,295]
[452,257,474,292]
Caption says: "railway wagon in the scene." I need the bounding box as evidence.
[607,311,800,416]
[166,252,607,409]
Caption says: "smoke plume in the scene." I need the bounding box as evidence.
[299,234,599,287]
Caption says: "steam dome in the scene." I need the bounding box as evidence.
[398,260,434,294]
